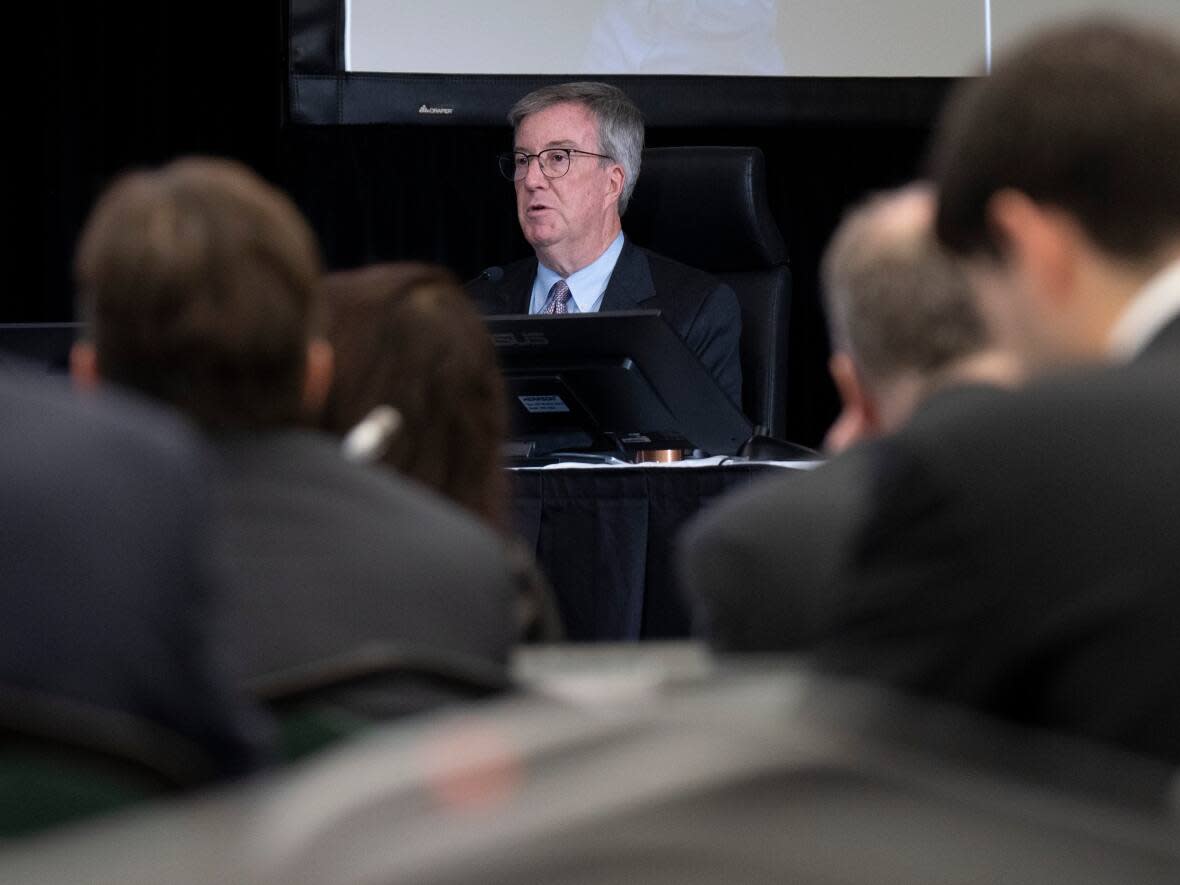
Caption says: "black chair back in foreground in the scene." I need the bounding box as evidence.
[0,685,219,837]
[245,643,510,760]
[1,657,1176,883]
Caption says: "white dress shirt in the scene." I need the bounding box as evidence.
[529,232,626,315]
[1107,256,1180,361]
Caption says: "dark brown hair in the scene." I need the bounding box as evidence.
[74,156,322,429]
[931,17,1180,261]
[320,263,510,531]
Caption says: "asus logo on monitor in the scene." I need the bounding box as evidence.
[492,331,549,347]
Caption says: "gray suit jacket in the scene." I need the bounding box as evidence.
[0,372,268,776]
[467,238,743,406]
[681,384,1007,651]
[209,430,518,714]
[681,318,1180,763]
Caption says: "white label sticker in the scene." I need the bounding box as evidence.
[518,395,571,414]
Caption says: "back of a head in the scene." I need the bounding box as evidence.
[509,81,645,214]
[320,263,510,531]
[932,17,1180,261]
[822,185,988,395]
[74,156,322,430]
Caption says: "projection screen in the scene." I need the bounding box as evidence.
[287,0,1180,126]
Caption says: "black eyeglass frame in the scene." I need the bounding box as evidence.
[497,148,614,182]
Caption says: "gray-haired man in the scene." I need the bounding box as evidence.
[821,184,1021,451]
[468,81,742,405]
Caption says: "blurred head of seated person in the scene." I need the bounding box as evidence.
[320,263,564,641]
[320,263,509,532]
[935,20,1180,369]
[821,185,1023,452]
[680,18,1180,764]
[70,157,519,735]
[0,370,270,836]
[466,80,742,406]
[70,157,332,430]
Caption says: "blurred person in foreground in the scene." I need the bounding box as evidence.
[681,184,1020,650]
[71,157,519,730]
[822,184,1022,452]
[320,262,562,640]
[0,370,269,834]
[682,17,1180,764]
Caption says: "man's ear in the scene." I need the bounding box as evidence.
[987,189,1078,308]
[302,338,334,418]
[604,163,625,209]
[824,352,881,452]
[830,352,879,423]
[69,341,100,391]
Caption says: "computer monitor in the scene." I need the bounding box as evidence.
[486,310,752,457]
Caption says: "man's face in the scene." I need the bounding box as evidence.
[513,102,618,257]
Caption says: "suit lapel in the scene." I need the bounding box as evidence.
[600,240,656,312]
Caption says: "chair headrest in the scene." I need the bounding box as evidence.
[624,146,787,271]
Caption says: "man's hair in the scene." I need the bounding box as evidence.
[320,263,510,532]
[822,186,987,391]
[74,156,322,430]
[932,17,1180,261]
[509,81,645,214]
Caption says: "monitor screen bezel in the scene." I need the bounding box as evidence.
[487,310,752,457]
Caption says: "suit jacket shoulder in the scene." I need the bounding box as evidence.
[210,431,518,689]
[816,375,1180,762]
[606,242,743,405]
[680,449,877,651]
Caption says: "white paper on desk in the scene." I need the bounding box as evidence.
[522,456,821,470]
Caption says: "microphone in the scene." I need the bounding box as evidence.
[472,266,504,285]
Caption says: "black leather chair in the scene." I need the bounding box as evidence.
[624,146,791,438]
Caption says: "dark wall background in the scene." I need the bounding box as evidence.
[19,3,939,446]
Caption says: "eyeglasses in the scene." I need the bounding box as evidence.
[497,148,613,182]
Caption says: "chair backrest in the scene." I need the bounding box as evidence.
[624,146,791,437]
[245,644,511,760]
[0,684,217,837]
[3,665,1179,884]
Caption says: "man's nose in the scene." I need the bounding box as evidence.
[522,156,548,188]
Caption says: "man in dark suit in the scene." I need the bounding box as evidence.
[467,81,742,406]
[71,157,518,722]
[0,370,268,781]
[680,18,1180,763]
[682,184,1018,651]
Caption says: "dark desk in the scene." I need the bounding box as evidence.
[511,461,799,641]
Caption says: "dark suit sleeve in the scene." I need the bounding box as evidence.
[677,450,873,651]
[682,281,742,408]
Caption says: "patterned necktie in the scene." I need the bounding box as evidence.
[543,279,572,315]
